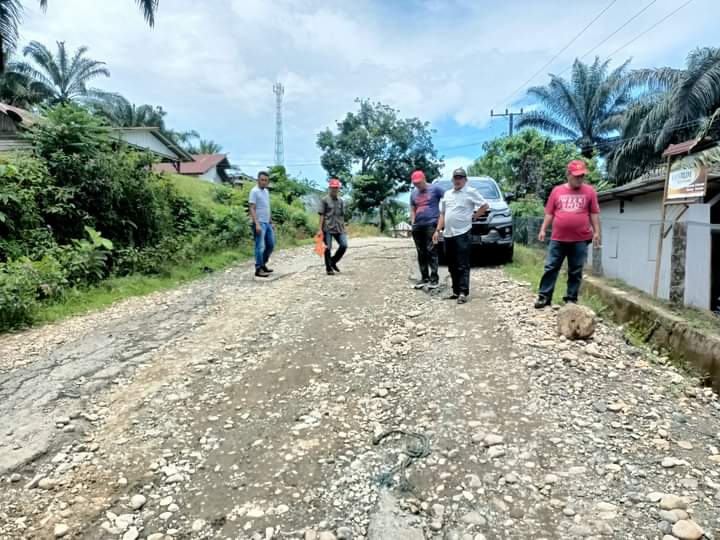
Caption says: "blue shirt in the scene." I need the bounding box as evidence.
[249,185,271,223]
[410,184,443,228]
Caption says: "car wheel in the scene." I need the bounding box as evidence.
[501,244,514,264]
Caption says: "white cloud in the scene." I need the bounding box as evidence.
[17,0,719,180]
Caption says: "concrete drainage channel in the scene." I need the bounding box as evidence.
[367,491,424,540]
[582,276,720,390]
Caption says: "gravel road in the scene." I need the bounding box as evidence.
[1,237,719,540]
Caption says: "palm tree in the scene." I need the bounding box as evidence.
[12,40,109,104]
[516,57,631,157]
[0,0,158,73]
[0,58,49,106]
[608,47,720,182]
[190,139,223,154]
[91,93,166,128]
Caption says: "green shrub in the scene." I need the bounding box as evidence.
[58,227,114,285]
[510,194,545,217]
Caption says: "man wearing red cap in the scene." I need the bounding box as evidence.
[318,178,348,275]
[409,170,444,289]
[535,159,601,308]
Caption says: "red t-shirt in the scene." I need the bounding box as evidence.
[545,183,600,242]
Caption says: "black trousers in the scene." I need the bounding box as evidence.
[412,224,439,283]
[445,231,471,295]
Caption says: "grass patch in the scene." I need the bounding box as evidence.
[346,223,381,237]
[505,245,608,316]
[33,236,312,326]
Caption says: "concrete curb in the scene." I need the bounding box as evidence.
[582,275,720,390]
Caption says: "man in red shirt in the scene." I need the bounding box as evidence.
[535,160,601,308]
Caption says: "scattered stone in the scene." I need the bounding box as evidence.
[9,473,21,483]
[129,494,147,510]
[54,524,69,538]
[192,519,206,532]
[122,527,139,540]
[461,512,486,526]
[659,495,687,510]
[672,520,704,540]
[336,526,353,540]
[483,433,504,446]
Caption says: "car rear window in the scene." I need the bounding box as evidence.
[435,179,500,200]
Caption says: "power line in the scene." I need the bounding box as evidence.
[496,0,618,108]
[555,0,659,77]
[604,0,695,60]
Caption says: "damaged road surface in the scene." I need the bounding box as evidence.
[1,237,720,540]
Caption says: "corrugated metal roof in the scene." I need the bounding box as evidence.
[662,139,701,157]
[110,127,194,162]
[154,154,229,175]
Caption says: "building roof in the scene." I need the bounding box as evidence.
[599,166,720,202]
[0,103,38,126]
[110,127,193,162]
[154,154,229,175]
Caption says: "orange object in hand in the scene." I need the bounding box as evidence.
[314,232,326,257]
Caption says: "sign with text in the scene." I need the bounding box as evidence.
[665,164,708,203]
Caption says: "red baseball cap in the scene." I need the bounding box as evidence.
[328,178,341,188]
[567,160,589,176]
[411,170,426,183]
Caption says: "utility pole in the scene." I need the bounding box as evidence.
[273,83,284,167]
[490,108,524,136]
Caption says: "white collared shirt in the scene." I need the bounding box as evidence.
[440,185,487,238]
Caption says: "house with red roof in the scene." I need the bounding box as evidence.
[154,153,231,183]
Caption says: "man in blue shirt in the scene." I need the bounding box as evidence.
[248,171,274,278]
[410,170,443,289]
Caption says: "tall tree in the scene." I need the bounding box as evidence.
[317,99,442,230]
[0,0,158,73]
[91,93,166,128]
[516,57,631,157]
[468,129,604,202]
[608,47,720,183]
[13,40,109,104]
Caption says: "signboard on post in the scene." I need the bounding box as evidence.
[666,164,708,203]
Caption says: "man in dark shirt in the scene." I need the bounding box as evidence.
[410,170,443,289]
[318,178,348,276]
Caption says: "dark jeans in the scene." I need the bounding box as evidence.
[324,231,348,270]
[445,231,471,295]
[538,240,589,302]
[412,224,439,283]
[251,222,275,270]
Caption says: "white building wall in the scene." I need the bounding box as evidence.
[199,167,222,184]
[118,131,175,160]
[594,193,712,309]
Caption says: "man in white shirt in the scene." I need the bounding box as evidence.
[432,168,489,304]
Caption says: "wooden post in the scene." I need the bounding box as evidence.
[652,156,672,296]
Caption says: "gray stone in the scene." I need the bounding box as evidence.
[129,494,147,510]
[336,527,353,540]
[9,473,21,483]
[54,524,69,538]
[659,495,687,510]
[122,527,139,540]
[461,512,486,526]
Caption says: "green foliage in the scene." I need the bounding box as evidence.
[609,47,720,183]
[468,129,604,201]
[509,194,545,217]
[317,99,442,230]
[60,227,113,285]
[268,165,312,204]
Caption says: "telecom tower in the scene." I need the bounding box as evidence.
[273,83,284,167]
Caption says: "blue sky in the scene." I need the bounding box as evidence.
[20,0,719,185]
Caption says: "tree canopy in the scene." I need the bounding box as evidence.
[517,57,631,158]
[317,99,442,227]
